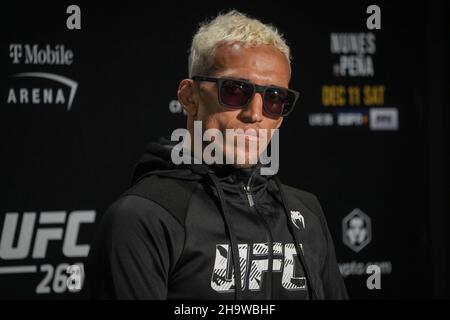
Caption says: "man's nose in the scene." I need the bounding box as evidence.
[238,92,263,123]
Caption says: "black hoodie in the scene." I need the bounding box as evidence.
[86,137,348,300]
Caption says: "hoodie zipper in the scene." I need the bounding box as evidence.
[243,184,255,207]
[242,180,274,300]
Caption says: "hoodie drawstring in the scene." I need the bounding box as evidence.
[206,172,243,300]
[273,176,319,300]
[201,166,317,300]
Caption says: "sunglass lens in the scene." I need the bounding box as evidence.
[264,87,295,116]
[220,80,253,107]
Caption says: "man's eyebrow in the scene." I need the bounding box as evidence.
[231,77,250,81]
[233,77,281,86]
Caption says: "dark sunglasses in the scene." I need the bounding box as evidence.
[191,76,299,117]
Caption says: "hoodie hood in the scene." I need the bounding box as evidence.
[131,136,201,184]
[129,137,319,300]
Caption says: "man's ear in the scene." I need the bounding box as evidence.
[177,79,198,117]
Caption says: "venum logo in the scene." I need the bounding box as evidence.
[342,208,372,252]
[211,242,306,293]
[290,210,305,230]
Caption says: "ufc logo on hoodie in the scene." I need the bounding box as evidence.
[211,242,306,292]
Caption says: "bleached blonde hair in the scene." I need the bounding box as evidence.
[188,10,291,77]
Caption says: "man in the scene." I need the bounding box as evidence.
[87,10,348,300]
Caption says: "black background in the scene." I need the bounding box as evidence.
[0,1,448,299]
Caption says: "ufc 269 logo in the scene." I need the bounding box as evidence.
[0,210,95,294]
